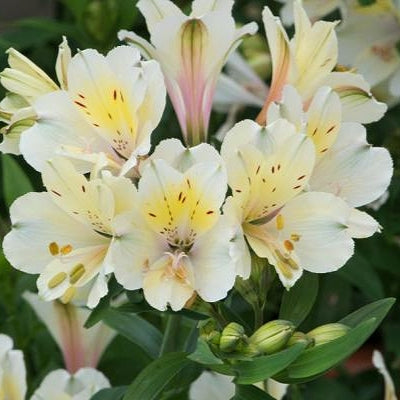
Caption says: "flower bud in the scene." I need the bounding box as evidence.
[219,322,246,352]
[307,323,350,347]
[287,331,311,347]
[249,320,295,354]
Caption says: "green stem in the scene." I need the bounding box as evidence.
[253,303,264,330]
[159,314,182,356]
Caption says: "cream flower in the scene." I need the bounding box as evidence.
[24,291,115,373]
[277,0,346,25]
[3,157,138,308]
[373,350,398,400]
[111,139,236,311]
[257,2,386,125]
[119,0,257,146]
[30,368,110,400]
[0,37,71,155]
[267,84,392,238]
[221,119,358,287]
[337,1,400,106]
[0,334,26,400]
[19,46,165,176]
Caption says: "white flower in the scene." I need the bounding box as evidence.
[257,2,386,125]
[277,0,346,26]
[3,157,138,308]
[337,2,400,106]
[221,118,358,287]
[0,334,26,400]
[373,350,398,400]
[189,371,288,400]
[19,46,165,176]
[268,84,393,212]
[119,0,257,146]
[30,368,110,400]
[0,37,71,155]
[189,372,235,400]
[112,139,236,311]
[24,291,115,373]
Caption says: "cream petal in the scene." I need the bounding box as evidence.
[310,122,393,207]
[190,216,236,301]
[322,72,387,123]
[3,192,104,274]
[373,350,398,400]
[189,371,235,400]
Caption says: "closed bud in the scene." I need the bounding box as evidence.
[307,323,350,347]
[249,320,295,354]
[287,331,311,347]
[219,322,246,352]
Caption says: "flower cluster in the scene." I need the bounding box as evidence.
[1,0,392,313]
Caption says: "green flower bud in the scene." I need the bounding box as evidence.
[219,322,246,352]
[307,323,350,347]
[287,331,311,347]
[249,320,295,354]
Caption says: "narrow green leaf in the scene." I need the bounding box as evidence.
[279,272,319,327]
[275,298,395,383]
[123,352,192,400]
[234,343,306,384]
[102,309,162,359]
[188,338,223,365]
[231,385,275,400]
[340,297,395,328]
[2,155,33,207]
[91,386,127,400]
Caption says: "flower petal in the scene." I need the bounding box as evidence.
[310,122,393,207]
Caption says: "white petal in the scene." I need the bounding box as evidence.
[310,122,393,207]
[56,36,72,90]
[3,192,104,274]
[189,371,235,400]
[190,216,236,301]
[347,209,380,239]
[191,0,233,17]
[137,0,184,35]
[149,138,223,172]
[373,350,398,400]
[322,72,387,123]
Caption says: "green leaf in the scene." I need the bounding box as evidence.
[102,309,162,359]
[279,272,319,327]
[91,386,127,400]
[275,298,395,383]
[233,343,306,384]
[188,338,223,365]
[340,297,395,328]
[123,352,193,400]
[2,155,33,207]
[231,385,275,400]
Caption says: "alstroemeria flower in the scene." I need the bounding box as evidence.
[0,37,71,155]
[277,0,346,26]
[337,2,400,106]
[3,157,138,308]
[24,291,115,373]
[0,334,27,400]
[30,368,110,400]
[257,2,386,125]
[20,46,165,176]
[118,0,257,146]
[221,119,357,287]
[111,139,236,311]
[268,84,393,238]
[373,350,398,400]
[189,371,287,400]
